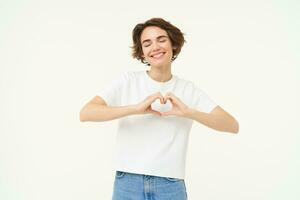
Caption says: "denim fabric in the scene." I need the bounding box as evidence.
[112,171,188,200]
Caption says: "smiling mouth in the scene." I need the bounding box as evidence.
[151,52,165,59]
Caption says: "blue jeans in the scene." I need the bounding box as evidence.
[112,171,188,200]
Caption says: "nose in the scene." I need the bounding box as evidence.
[152,42,160,51]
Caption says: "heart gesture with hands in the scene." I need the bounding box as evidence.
[134,92,190,117]
[160,92,190,117]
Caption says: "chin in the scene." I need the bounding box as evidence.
[149,59,171,68]
[150,62,166,68]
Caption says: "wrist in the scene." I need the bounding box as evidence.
[128,104,139,115]
[184,108,196,119]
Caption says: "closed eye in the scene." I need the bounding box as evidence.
[144,40,166,47]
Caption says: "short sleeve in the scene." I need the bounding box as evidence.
[96,72,128,106]
[194,87,218,114]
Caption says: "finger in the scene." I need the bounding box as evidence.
[156,96,165,105]
[148,109,162,116]
[153,92,163,99]
[164,95,176,104]
[166,94,183,106]
[166,92,179,101]
[153,93,164,104]
[163,95,172,103]
[161,111,173,116]
[166,92,175,97]
[154,92,164,99]
[147,94,162,105]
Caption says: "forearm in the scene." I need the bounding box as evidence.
[185,108,239,133]
[80,103,137,122]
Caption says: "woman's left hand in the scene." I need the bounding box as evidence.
[161,92,191,117]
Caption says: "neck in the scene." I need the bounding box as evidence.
[147,65,172,82]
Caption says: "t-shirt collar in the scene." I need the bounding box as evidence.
[144,70,176,89]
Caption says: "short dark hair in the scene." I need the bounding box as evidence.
[131,18,186,66]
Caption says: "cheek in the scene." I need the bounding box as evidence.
[142,48,150,57]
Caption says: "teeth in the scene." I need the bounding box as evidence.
[152,53,164,58]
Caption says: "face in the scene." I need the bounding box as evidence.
[140,26,174,68]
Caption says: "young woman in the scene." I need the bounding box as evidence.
[80,17,239,200]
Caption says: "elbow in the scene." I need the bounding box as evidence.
[79,109,87,122]
[80,116,86,122]
[231,120,239,134]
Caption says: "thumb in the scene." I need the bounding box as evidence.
[161,111,173,116]
[148,108,162,116]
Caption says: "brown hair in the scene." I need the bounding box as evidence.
[131,18,186,66]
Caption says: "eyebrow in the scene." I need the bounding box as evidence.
[141,35,168,44]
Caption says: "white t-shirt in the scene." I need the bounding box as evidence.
[97,70,218,179]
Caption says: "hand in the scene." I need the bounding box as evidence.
[160,92,190,117]
[133,92,164,116]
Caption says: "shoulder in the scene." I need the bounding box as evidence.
[175,75,201,92]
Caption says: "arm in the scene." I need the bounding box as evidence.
[79,96,137,122]
[80,93,163,122]
[159,92,239,134]
[185,106,239,134]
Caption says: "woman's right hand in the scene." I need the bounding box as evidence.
[133,92,164,116]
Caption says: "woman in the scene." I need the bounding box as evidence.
[80,17,239,200]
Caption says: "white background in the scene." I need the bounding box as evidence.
[1,0,299,199]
